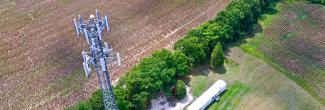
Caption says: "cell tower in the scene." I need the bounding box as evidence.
[73,10,121,110]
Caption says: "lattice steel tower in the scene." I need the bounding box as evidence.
[73,10,120,110]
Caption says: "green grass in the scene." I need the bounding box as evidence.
[207,81,249,110]
[260,3,282,27]
[189,70,219,97]
[238,2,325,105]
[240,39,325,106]
[188,46,324,109]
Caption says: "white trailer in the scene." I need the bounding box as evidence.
[187,79,227,110]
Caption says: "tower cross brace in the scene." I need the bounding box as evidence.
[73,10,121,110]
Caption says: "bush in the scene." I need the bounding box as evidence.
[211,43,225,68]
[89,90,104,110]
[175,80,187,99]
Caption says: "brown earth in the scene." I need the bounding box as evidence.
[0,0,229,109]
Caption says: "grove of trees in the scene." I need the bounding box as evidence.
[113,49,191,109]
[113,0,273,109]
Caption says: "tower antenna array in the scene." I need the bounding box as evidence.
[73,10,121,110]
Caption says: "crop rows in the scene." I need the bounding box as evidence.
[256,2,325,99]
[260,2,325,71]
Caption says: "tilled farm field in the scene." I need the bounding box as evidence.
[250,2,325,101]
[0,0,229,109]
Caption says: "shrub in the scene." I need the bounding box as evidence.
[211,43,225,68]
[175,80,187,99]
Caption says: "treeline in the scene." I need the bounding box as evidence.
[113,49,191,109]
[68,0,275,109]
[174,0,271,66]
[307,0,325,5]
[115,0,272,109]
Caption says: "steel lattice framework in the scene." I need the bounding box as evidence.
[73,10,120,110]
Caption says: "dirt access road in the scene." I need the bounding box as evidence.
[0,0,229,109]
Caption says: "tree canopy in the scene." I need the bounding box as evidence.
[211,42,225,68]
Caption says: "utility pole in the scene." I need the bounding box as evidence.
[73,10,120,110]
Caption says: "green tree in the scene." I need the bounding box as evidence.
[132,92,149,110]
[175,80,187,99]
[211,43,225,68]
[174,36,207,64]
[172,50,191,77]
[114,87,133,110]
[152,49,174,67]
[89,90,104,110]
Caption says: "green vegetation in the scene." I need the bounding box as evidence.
[191,47,324,110]
[66,90,103,110]
[174,0,272,65]
[175,80,187,99]
[307,0,325,5]
[207,82,249,110]
[240,43,325,106]
[189,69,219,97]
[211,43,225,68]
[66,100,92,110]
[89,91,104,110]
[187,1,325,109]
[240,1,325,106]
[174,36,207,64]
[112,49,191,109]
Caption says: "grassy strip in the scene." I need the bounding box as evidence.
[207,81,249,110]
[240,44,325,106]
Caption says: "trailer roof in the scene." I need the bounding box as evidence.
[187,79,227,110]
